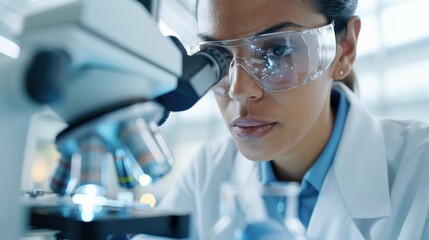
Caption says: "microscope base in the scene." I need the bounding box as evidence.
[29,205,190,240]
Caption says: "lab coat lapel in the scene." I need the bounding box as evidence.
[333,83,391,219]
[307,170,366,240]
[307,84,392,239]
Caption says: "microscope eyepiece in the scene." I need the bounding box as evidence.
[155,37,228,113]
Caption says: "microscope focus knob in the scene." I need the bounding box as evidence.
[25,49,71,104]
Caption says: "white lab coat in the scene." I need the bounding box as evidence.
[159,83,429,240]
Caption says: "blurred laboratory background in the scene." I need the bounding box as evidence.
[2,0,428,204]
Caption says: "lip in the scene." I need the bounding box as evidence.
[232,118,276,139]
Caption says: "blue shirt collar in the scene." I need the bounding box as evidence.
[260,88,350,192]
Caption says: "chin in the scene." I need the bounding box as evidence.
[230,134,276,161]
[236,143,272,162]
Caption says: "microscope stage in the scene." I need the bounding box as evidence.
[29,204,190,240]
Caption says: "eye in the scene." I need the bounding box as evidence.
[265,42,294,58]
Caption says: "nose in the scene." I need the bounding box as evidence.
[228,64,264,102]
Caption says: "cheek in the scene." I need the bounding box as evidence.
[293,80,330,124]
[271,78,331,148]
[213,93,230,119]
[294,85,327,120]
[274,95,313,143]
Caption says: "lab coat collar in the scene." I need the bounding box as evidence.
[332,83,392,219]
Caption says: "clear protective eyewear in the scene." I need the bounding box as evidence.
[190,22,337,92]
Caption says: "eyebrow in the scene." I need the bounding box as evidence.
[198,21,303,41]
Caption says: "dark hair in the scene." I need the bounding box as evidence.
[304,0,359,91]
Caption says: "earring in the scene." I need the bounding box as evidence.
[339,70,344,76]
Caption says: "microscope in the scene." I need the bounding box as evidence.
[0,0,226,239]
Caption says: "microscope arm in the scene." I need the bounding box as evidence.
[0,56,44,240]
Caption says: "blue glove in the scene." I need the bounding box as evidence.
[239,219,296,240]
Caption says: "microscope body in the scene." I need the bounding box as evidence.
[0,0,220,238]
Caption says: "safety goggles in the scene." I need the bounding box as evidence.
[190,22,336,92]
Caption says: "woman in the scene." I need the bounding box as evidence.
[159,0,429,239]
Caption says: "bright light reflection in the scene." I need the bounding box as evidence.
[84,184,98,196]
[79,203,102,222]
[140,193,156,208]
[138,174,152,186]
[0,35,19,59]
[81,210,94,222]
[75,184,106,196]
[72,194,107,206]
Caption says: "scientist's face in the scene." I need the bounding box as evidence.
[197,0,335,162]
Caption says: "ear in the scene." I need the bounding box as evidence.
[332,16,361,80]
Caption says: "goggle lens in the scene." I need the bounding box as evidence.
[190,22,336,92]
